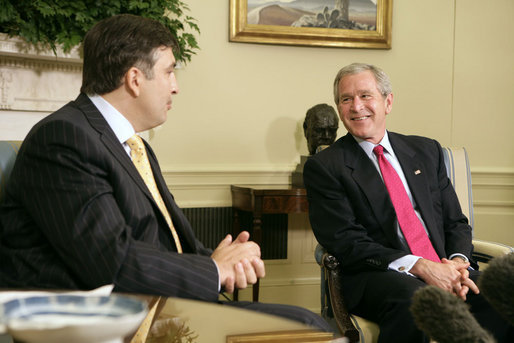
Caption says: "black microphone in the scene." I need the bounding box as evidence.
[410,285,495,343]
[479,253,514,326]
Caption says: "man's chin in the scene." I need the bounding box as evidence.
[146,117,167,131]
[159,113,168,125]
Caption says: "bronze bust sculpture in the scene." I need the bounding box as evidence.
[303,103,339,155]
[293,104,339,187]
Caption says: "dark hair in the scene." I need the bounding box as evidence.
[80,14,179,95]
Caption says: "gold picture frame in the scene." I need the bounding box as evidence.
[229,0,392,49]
[226,329,334,343]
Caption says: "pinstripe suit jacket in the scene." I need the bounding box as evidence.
[0,94,219,301]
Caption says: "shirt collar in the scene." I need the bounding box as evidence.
[353,130,395,158]
[88,94,135,144]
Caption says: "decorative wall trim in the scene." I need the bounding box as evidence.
[163,166,296,207]
[471,169,514,210]
[0,34,83,140]
[0,55,82,72]
[165,167,514,209]
[471,168,514,186]
[0,33,82,65]
[0,69,13,109]
[259,277,319,288]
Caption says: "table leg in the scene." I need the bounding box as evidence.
[252,211,262,302]
[232,209,241,301]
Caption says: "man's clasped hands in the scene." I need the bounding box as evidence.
[411,257,479,300]
[211,231,265,293]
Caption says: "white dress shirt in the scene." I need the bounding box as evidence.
[88,94,135,157]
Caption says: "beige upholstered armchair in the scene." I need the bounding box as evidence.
[315,147,514,343]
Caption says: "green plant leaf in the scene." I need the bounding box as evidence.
[0,0,200,63]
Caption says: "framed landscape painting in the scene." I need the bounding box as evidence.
[229,0,392,49]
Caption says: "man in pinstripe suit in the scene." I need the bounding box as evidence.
[0,14,331,331]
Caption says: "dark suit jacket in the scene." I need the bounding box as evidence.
[304,132,474,309]
[0,94,219,302]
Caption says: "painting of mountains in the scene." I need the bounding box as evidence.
[247,0,377,30]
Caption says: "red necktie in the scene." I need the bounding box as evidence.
[373,145,440,262]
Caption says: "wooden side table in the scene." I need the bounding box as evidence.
[230,185,308,301]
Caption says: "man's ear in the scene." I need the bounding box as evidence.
[124,67,143,97]
[384,93,393,115]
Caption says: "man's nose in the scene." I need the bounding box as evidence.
[350,97,362,112]
[171,74,179,94]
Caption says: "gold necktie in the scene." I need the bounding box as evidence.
[126,135,182,253]
[130,296,165,343]
[127,135,180,343]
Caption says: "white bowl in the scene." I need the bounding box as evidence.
[1,294,147,343]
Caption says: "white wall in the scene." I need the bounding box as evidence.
[153,0,513,246]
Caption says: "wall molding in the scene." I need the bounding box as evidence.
[163,165,296,207]
[259,276,319,288]
[0,33,82,65]
[471,168,514,210]
[0,34,83,140]
[164,167,514,209]
[471,168,514,186]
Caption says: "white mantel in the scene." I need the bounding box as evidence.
[0,33,83,140]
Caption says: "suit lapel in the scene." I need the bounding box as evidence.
[340,135,401,248]
[74,94,155,203]
[75,94,196,251]
[144,141,197,252]
[388,133,445,256]
[74,94,195,251]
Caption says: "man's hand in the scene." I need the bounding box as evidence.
[210,231,265,293]
[410,258,479,300]
[442,257,480,300]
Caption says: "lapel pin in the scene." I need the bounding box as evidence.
[414,170,421,175]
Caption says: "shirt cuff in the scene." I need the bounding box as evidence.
[448,253,469,262]
[211,259,221,292]
[388,255,421,277]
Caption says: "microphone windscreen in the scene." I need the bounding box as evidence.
[410,286,495,343]
[479,253,514,326]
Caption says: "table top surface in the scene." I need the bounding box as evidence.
[0,290,329,343]
[160,296,326,343]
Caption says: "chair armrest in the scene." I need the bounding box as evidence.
[472,239,513,263]
[316,244,360,341]
[321,252,360,342]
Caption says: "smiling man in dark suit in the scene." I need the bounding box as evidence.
[0,14,330,331]
[304,63,512,342]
